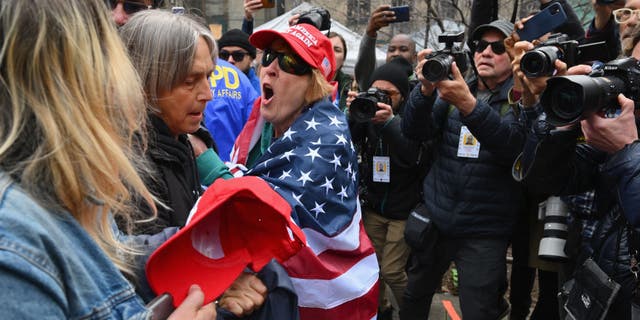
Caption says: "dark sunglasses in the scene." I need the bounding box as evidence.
[219,50,249,61]
[105,0,149,15]
[261,49,311,75]
[474,39,506,55]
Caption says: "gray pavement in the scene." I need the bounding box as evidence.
[430,292,462,320]
[388,288,462,320]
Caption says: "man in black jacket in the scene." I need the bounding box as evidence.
[349,57,423,319]
[399,20,526,319]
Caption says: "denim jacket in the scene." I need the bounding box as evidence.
[0,172,153,319]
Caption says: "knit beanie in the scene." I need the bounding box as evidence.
[218,29,256,58]
[369,57,412,98]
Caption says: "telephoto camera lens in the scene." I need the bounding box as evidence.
[520,46,562,78]
[538,196,570,262]
[541,75,626,126]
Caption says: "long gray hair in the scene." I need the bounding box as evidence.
[119,10,217,111]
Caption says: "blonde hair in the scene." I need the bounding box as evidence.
[305,69,335,105]
[0,0,154,274]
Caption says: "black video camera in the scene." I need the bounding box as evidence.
[350,88,391,123]
[297,8,331,31]
[520,33,605,78]
[422,31,468,82]
[540,57,640,126]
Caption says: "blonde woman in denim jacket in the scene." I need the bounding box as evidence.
[0,0,215,318]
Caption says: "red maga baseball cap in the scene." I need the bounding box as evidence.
[249,23,336,81]
[146,176,306,306]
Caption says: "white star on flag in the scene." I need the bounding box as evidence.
[337,185,349,200]
[345,162,353,177]
[283,129,297,141]
[304,147,323,163]
[328,115,344,127]
[305,117,320,131]
[311,201,326,218]
[297,170,313,186]
[320,177,334,194]
[335,133,348,145]
[329,153,342,170]
[280,150,295,161]
[292,192,303,203]
[279,169,292,180]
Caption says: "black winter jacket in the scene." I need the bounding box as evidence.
[134,115,202,234]
[518,119,640,319]
[402,77,525,238]
[350,106,424,220]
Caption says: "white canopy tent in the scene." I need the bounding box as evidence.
[254,2,386,76]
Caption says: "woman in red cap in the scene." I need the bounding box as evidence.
[230,23,380,320]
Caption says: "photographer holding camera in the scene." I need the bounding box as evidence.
[347,57,424,319]
[512,31,640,320]
[399,19,526,320]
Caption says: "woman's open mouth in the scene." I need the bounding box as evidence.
[263,84,274,100]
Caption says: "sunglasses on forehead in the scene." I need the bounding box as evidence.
[105,0,150,15]
[261,49,311,75]
[474,39,506,55]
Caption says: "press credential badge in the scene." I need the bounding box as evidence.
[457,126,480,158]
[372,156,390,183]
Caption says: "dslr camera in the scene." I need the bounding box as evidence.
[350,87,391,123]
[520,33,605,78]
[540,57,640,126]
[297,7,331,31]
[422,31,468,82]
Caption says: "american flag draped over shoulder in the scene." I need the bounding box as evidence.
[231,98,379,320]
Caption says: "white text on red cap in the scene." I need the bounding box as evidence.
[288,25,318,48]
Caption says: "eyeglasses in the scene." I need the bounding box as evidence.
[376,88,400,97]
[261,49,311,75]
[219,50,249,61]
[105,0,150,15]
[613,8,640,24]
[474,39,506,55]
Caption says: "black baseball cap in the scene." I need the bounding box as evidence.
[471,20,514,41]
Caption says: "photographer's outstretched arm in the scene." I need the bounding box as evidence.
[355,5,391,91]
[242,0,264,34]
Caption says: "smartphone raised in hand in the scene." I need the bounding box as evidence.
[261,0,275,8]
[516,2,567,42]
[389,5,410,23]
